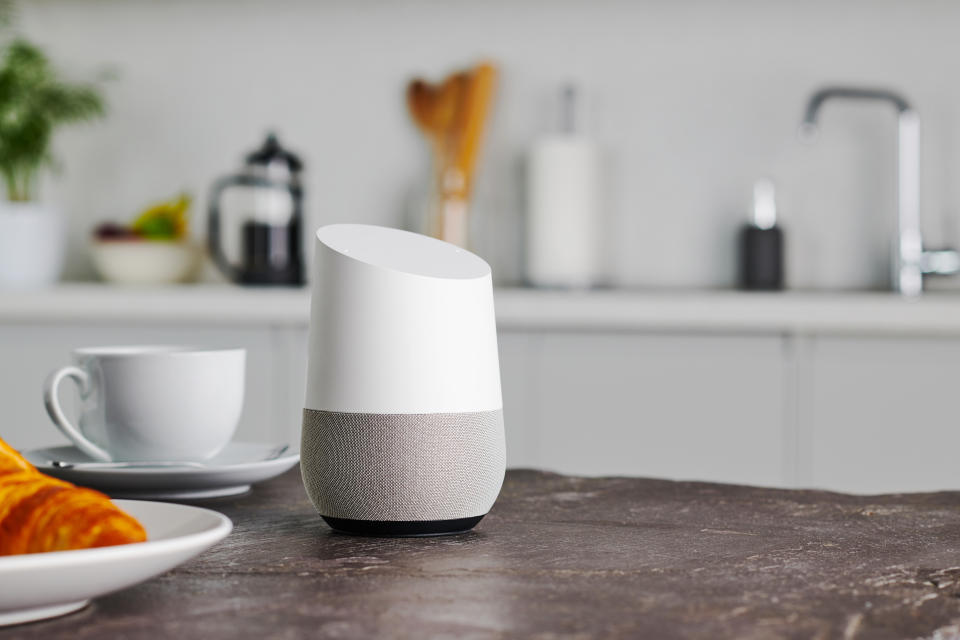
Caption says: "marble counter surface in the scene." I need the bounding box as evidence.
[9,468,960,638]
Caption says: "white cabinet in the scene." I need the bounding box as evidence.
[1,322,786,488]
[7,287,960,494]
[499,330,960,492]
[497,331,539,469]
[804,336,960,493]
[519,332,786,486]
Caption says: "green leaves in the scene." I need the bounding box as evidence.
[0,38,105,202]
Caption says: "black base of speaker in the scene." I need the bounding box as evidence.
[322,514,485,537]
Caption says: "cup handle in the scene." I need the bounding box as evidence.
[43,366,111,462]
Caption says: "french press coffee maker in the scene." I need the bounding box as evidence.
[208,134,305,285]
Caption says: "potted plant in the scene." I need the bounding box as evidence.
[0,38,104,288]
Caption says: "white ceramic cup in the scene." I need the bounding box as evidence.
[43,346,246,462]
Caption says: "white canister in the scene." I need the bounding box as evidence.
[525,135,601,288]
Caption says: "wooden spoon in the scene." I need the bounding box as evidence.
[450,63,497,200]
[407,79,440,148]
[406,66,495,245]
[407,73,469,203]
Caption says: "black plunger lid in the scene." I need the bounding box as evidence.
[246,133,302,171]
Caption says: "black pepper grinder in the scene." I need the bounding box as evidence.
[739,178,784,290]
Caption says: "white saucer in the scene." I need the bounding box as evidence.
[0,499,231,626]
[23,442,300,499]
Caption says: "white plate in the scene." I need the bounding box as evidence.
[24,441,300,499]
[0,499,232,626]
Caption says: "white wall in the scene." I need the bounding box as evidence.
[17,0,960,290]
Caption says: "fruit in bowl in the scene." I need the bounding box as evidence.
[91,194,200,285]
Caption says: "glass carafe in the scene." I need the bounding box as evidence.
[208,134,304,285]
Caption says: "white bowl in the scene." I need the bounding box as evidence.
[91,240,200,285]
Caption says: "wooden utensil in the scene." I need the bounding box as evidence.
[451,62,497,200]
[406,74,466,171]
[406,62,497,246]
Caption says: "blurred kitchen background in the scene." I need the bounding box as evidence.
[3,0,960,494]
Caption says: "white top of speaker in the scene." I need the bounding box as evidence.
[305,225,502,414]
[316,224,490,280]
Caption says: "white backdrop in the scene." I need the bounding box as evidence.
[18,0,960,290]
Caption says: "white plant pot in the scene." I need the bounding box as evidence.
[0,202,65,289]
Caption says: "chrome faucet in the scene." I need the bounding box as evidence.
[800,87,959,296]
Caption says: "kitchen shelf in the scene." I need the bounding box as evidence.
[3,283,960,335]
[495,288,960,335]
[0,283,311,327]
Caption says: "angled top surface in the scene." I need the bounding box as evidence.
[316,224,490,280]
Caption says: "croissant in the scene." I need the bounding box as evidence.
[0,437,146,555]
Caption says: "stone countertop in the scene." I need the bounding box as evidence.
[9,284,960,335]
[8,469,960,639]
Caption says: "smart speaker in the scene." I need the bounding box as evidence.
[301,224,505,536]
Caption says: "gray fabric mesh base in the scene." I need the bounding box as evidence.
[301,408,505,521]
